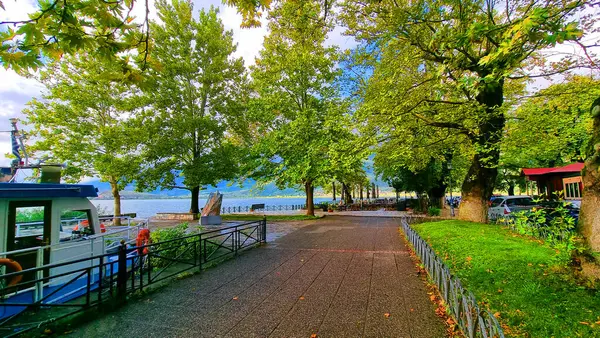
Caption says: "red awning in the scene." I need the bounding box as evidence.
[522,163,584,178]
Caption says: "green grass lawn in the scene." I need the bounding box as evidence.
[221,214,323,222]
[411,220,600,337]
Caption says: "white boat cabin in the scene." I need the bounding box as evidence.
[0,183,114,277]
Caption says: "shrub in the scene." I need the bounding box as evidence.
[427,207,441,216]
[508,202,588,258]
[149,223,198,268]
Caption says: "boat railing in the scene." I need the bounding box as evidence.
[0,219,268,337]
[1,220,147,298]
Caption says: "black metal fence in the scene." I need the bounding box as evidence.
[401,218,505,338]
[220,204,305,214]
[0,220,267,337]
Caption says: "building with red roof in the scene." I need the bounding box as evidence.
[522,163,584,200]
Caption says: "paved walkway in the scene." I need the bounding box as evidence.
[73,216,445,337]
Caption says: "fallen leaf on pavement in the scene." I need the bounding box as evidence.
[384,313,390,318]
[299,296,305,300]
[232,296,238,300]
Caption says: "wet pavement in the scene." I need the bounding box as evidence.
[72,216,445,337]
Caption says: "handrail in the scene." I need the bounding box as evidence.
[0,218,267,336]
[0,220,264,279]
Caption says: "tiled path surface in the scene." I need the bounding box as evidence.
[73,216,445,337]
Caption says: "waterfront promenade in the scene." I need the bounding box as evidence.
[73,216,445,337]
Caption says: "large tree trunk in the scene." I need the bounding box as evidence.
[508,182,515,196]
[332,182,336,201]
[190,186,200,216]
[459,79,504,223]
[305,181,315,216]
[359,184,364,200]
[580,97,600,251]
[342,183,353,204]
[109,177,122,226]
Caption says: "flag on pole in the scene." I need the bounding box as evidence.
[11,131,21,164]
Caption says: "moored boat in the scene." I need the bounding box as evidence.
[0,182,146,320]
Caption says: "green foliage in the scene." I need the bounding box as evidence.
[246,0,364,213]
[22,54,143,215]
[507,203,584,255]
[427,207,441,216]
[341,0,594,219]
[133,1,248,212]
[0,0,146,73]
[502,75,600,169]
[412,220,600,337]
[149,223,196,268]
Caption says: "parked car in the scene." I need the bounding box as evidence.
[488,196,537,221]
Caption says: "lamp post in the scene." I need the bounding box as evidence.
[448,163,455,217]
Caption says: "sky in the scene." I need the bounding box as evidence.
[0,1,598,168]
[0,0,357,167]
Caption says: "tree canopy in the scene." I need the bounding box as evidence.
[246,0,360,216]
[0,0,149,73]
[502,75,600,168]
[22,53,142,222]
[341,0,595,222]
[133,0,247,214]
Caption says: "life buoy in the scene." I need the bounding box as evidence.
[0,258,23,286]
[136,229,151,255]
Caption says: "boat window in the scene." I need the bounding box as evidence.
[7,201,52,286]
[60,210,94,241]
[14,206,47,248]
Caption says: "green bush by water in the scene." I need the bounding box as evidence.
[149,223,197,268]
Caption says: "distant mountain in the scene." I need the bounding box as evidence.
[87,163,389,199]
[90,177,305,199]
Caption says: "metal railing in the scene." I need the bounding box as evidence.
[220,204,305,214]
[401,218,504,338]
[0,219,267,337]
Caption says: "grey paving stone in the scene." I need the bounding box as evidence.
[71,216,446,338]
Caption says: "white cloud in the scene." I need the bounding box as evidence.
[0,0,37,23]
[217,5,268,67]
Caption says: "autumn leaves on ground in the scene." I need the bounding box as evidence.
[412,221,600,337]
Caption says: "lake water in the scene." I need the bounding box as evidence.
[92,197,332,218]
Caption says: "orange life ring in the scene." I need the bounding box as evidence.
[0,258,23,286]
[136,229,151,255]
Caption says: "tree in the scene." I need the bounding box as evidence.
[22,54,142,224]
[502,75,600,169]
[341,0,595,222]
[246,0,351,216]
[581,96,600,250]
[0,0,149,72]
[377,158,455,210]
[134,0,247,215]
